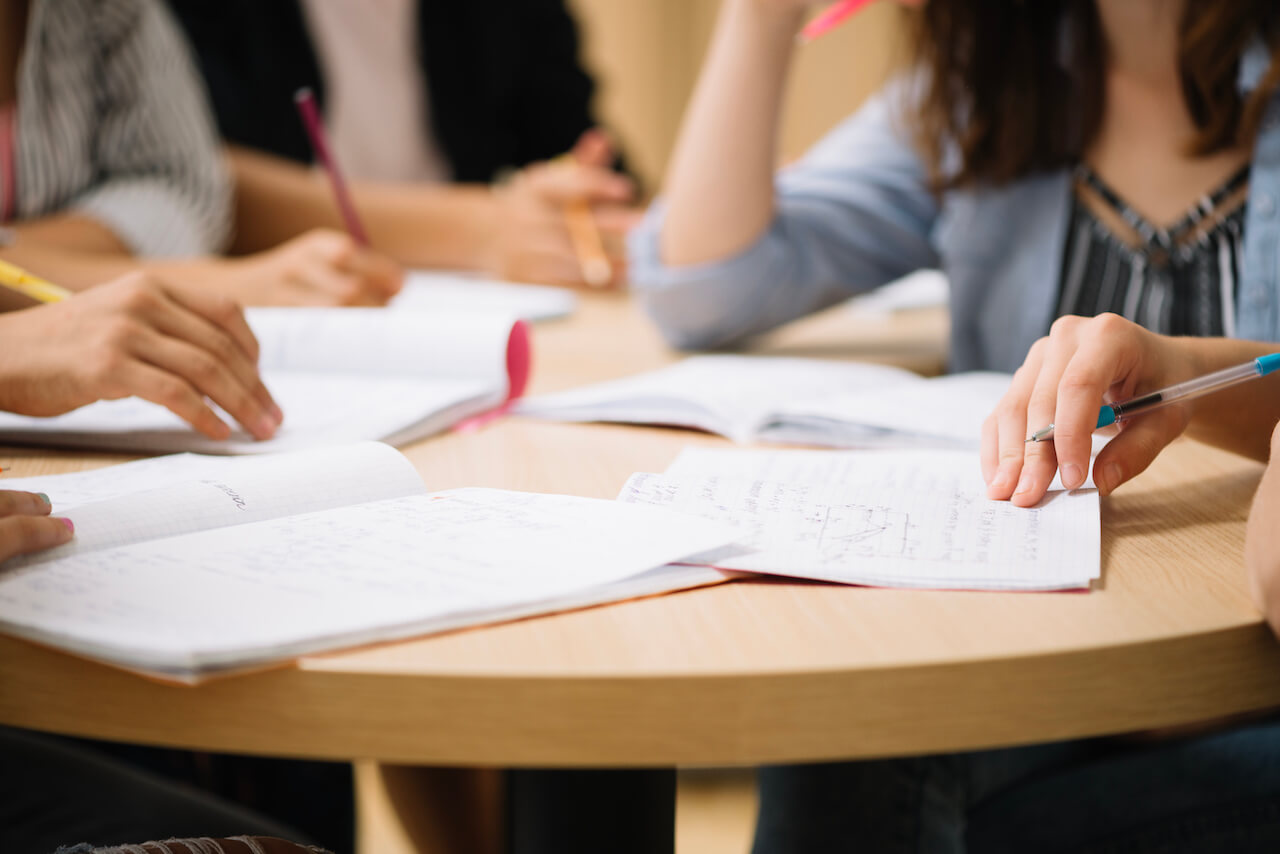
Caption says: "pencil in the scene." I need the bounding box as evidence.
[797,0,876,44]
[293,87,370,246]
[0,258,71,303]
[563,199,612,288]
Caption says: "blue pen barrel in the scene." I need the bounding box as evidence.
[1108,360,1262,422]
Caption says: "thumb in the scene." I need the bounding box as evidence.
[1090,407,1188,495]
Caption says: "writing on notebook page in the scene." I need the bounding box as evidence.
[623,447,1100,591]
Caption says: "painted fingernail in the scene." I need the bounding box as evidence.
[37,493,50,506]
[1014,474,1033,495]
[58,517,74,534]
[1061,463,1083,489]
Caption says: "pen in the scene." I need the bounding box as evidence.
[1026,353,1280,443]
[293,87,370,246]
[0,258,71,303]
[797,0,876,45]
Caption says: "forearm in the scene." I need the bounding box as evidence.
[0,216,134,290]
[1246,426,1280,635]
[1180,337,1280,461]
[228,146,500,269]
[659,0,803,267]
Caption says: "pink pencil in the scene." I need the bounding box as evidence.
[797,0,876,44]
[293,87,370,246]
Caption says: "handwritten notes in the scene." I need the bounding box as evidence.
[620,447,1100,591]
[0,445,740,679]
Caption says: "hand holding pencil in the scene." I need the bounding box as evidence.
[492,129,640,290]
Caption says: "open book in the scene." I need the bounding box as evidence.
[517,356,1014,448]
[617,447,1100,592]
[0,442,738,680]
[393,270,576,322]
[0,309,531,454]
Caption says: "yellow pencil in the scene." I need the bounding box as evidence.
[563,199,612,288]
[0,258,71,303]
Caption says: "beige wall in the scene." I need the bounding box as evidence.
[566,0,906,192]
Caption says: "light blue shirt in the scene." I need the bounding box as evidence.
[629,44,1280,373]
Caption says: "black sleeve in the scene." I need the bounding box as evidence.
[163,0,324,164]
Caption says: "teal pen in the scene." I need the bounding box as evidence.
[1027,353,1280,443]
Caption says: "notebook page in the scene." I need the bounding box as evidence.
[0,489,741,675]
[0,442,410,511]
[761,372,1013,448]
[4,442,426,569]
[393,271,577,322]
[248,308,516,384]
[517,355,922,442]
[627,448,1100,590]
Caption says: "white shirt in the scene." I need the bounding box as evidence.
[301,0,452,183]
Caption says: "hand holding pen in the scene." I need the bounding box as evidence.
[982,313,1280,508]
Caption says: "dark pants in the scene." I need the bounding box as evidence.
[0,727,309,854]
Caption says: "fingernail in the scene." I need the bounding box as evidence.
[1014,474,1033,495]
[269,403,284,424]
[37,492,50,506]
[58,517,74,534]
[990,470,1011,490]
[1061,463,1083,490]
[258,416,278,438]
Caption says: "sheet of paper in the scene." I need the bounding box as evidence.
[627,447,1100,590]
[0,442,417,511]
[517,355,923,441]
[0,489,741,676]
[845,269,949,316]
[3,442,426,568]
[393,270,576,322]
[761,372,1013,448]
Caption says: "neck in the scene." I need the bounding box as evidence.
[1094,0,1185,85]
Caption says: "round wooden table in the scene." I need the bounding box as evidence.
[3,295,1278,767]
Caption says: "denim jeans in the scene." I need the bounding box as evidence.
[753,716,1280,853]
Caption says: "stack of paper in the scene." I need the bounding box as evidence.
[617,447,1100,591]
[0,443,738,680]
[393,270,576,322]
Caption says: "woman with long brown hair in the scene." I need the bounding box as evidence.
[632,0,1280,850]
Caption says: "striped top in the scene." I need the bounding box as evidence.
[3,0,230,256]
[1056,165,1248,337]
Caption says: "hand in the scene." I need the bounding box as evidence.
[490,129,642,289]
[982,313,1199,507]
[218,229,404,306]
[0,490,73,563]
[0,272,282,441]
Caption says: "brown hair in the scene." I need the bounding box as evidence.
[908,0,1280,188]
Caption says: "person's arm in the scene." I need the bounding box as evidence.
[983,313,1280,507]
[660,0,807,267]
[1246,421,1280,638]
[63,0,232,258]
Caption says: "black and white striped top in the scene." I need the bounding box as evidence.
[1056,165,1248,337]
[5,0,230,256]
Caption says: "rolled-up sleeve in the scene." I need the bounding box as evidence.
[629,79,941,350]
[72,0,231,256]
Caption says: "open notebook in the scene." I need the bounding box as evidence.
[517,355,1015,448]
[0,442,737,681]
[393,270,576,322]
[617,447,1100,592]
[0,309,531,454]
